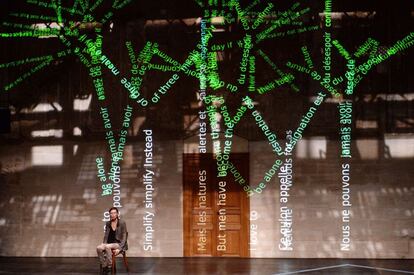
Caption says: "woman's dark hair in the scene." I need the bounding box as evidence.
[109,207,119,213]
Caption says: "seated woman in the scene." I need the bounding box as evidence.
[96,207,127,273]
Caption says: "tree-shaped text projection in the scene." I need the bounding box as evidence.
[1,0,413,253]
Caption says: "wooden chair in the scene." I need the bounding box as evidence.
[111,232,129,274]
[111,250,129,274]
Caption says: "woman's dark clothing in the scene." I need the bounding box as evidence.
[107,226,117,244]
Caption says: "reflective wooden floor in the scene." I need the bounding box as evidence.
[0,257,413,275]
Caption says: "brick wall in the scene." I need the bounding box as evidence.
[0,137,413,258]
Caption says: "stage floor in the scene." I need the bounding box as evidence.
[0,257,413,274]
